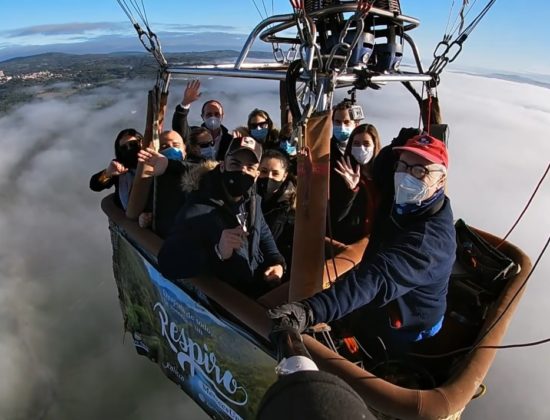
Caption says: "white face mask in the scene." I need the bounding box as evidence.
[204,116,221,131]
[351,145,374,165]
[394,172,430,205]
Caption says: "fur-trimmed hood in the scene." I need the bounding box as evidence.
[180,160,219,193]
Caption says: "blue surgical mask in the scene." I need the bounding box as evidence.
[160,147,184,161]
[280,139,297,156]
[333,125,353,143]
[251,127,268,142]
[200,146,216,160]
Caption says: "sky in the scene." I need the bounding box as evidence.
[0,0,550,75]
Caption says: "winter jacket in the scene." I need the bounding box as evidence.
[306,194,456,338]
[89,169,123,208]
[158,166,285,296]
[152,159,202,238]
[172,104,233,160]
[328,137,350,210]
[330,176,381,244]
[261,178,296,272]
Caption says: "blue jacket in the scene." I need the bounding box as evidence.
[306,194,456,335]
[158,167,285,296]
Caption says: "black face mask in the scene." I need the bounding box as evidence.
[222,170,256,197]
[116,141,140,169]
[257,177,284,202]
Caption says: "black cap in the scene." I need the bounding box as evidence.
[225,136,262,163]
[256,370,370,420]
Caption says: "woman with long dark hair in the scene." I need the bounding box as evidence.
[257,149,296,271]
[247,108,280,149]
[329,123,382,243]
[89,128,143,209]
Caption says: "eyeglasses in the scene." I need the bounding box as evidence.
[394,159,444,180]
[249,121,269,130]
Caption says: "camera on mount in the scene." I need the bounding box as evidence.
[349,104,365,121]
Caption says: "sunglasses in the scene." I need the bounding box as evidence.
[249,121,269,130]
[199,140,215,148]
[119,139,140,151]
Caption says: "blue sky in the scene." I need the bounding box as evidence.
[1,0,549,75]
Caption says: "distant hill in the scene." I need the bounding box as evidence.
[0,50,273,113]
[0,50,273,72]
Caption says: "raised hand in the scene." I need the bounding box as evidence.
[137,148,169,176]
[182,80,201,107]
[334,156,360,190]
[106,160,128,177]
[217,226,247,260]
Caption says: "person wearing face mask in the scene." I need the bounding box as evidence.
[136,130,191,236]
[158,136,286,297]
[172,79,233,161]
[267,134,456,356]
[277,123,298,175]
[184,127,216,163]
[89,128,143,210]
[329,101,363,225]
[329,124,381,244]
[247,108,279,149]
[257,150,296,273]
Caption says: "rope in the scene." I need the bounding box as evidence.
[409,235,550,359]
[496,163,550,248]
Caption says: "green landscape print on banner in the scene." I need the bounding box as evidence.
[111,230,277,420]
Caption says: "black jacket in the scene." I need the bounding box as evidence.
[328,137,354,239]
[89,169,122,208]
[152,159,197,238]
[261,178,296,271]
[172,104,233,160]
[158,167,285,296]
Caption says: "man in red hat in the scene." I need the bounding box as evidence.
[269,134,456,353]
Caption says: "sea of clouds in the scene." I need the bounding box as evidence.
[0,73,548,419]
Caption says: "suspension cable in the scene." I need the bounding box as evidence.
[116,0,167,67]
[428,0,496,79]
[443,0,457,37]
[261,0,269,20]
[250,0,266,20]
[497,163,550,248]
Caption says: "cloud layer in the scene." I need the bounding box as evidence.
[0,73,548,420]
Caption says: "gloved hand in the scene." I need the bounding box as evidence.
[267,302,314,334]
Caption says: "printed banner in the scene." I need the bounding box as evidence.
[112,231,277,419]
